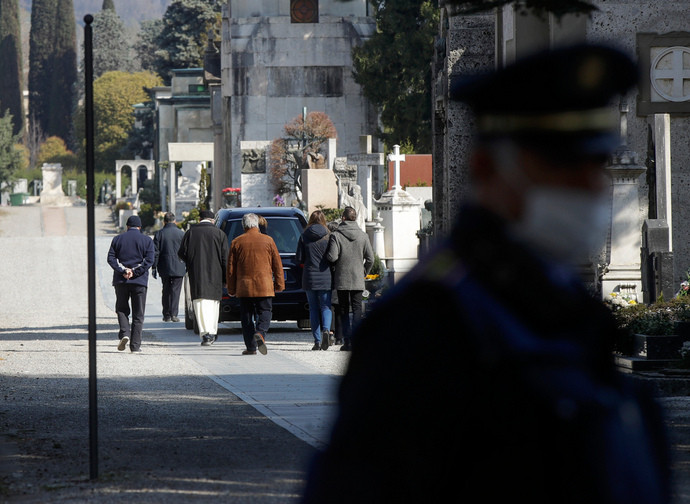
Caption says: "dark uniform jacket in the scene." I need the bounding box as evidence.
[178,220,229,301]
[303,205,671,504]
[296,223,332,291]
[107,227,155,287]
[153,223,186,278]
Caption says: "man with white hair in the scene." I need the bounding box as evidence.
[226,213,285,355]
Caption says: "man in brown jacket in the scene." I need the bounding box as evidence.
[226,213,285,355]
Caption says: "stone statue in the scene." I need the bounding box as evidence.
[339,183,367,231]
[177,162,202,198]
[307,151,326,169]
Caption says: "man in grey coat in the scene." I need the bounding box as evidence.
[153,212,186,322]
[178,210,229,345]
[326,206,374,351]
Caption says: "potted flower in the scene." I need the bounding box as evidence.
[364,254,385,296]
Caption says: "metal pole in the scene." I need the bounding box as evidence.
[84,13,98,480]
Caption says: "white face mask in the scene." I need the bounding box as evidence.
[491,141,610,264]
[512,187,610,264]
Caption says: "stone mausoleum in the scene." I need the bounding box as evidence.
[218,0,380,201]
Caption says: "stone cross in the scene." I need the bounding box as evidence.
[651,47,690,102]
[387,144,405,190]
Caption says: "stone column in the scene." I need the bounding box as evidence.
[654,113,672,250]
[601,148,646,300]
[159,163,167,212]
[432,11,495,239]
[169,161,177,216]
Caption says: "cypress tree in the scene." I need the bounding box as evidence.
[153,0,222,83]
[102,0,115,10]
[29,0,76,144]
[46,0,77,144]
[92,3,132,78]
[28,0,57,138]
[0,0,23,137]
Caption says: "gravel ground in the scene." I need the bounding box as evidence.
[0,204,344,503]
[5,204,690,503]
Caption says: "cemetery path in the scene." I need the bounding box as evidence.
[2,204,690,502]
[0,204,349,503]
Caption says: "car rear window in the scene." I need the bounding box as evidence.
[222,217,303,254]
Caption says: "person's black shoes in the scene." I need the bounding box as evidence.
[321,332,330,351]
[117,336,129,351]
[312,343,321,351]
[201,335,213,346]
[242,349,257,355]
[163,316,171,322]
[254,332,267,355]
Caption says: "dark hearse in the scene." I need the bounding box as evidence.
[183,207,310,331]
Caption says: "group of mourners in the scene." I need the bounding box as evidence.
[296,206,374,351]
[108,205,374,355]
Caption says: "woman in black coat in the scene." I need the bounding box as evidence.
[296,210,333,350]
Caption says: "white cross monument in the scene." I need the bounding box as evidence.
[387,144,406,191]
[375,144,422,282]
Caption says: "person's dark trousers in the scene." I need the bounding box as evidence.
[240,297,273,350]
[114,283,147,351]
[161,275,183,319]
[337,290,363,344]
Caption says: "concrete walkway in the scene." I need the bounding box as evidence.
[96,231,347,451]
[0,204,349,502]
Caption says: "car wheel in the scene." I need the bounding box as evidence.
[297,318,311,330]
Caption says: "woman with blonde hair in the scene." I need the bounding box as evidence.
[296,210,334,350]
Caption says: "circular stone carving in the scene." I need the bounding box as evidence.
[650,46,690,102]
[291,0,318,23]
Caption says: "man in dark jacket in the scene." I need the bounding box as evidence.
[178,210,229,346]
[303,45,671,503]
[326,206,374,351]
[153,212,186,322]
[107,215,155,353]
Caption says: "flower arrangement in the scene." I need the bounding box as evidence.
[273,194,286,206]
[611,297,690,337]
[222,187,241,194]
[367,254,384,279]
[604,291,638,309]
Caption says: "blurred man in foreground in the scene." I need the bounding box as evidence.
[303,44,671,503]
